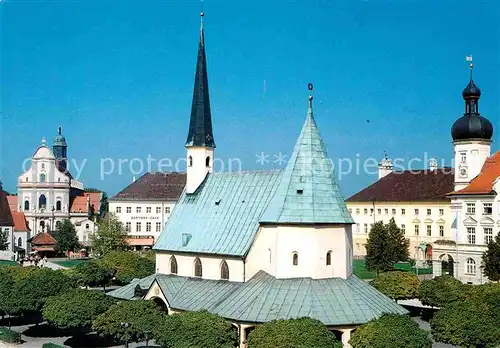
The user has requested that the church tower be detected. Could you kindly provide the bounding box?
[53,126,68,172]
[185,12,215,194]
[451,62,493,191]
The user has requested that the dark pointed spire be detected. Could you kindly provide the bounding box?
[185,10,215,148]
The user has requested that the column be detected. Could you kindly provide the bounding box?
[239,325,250,348]
[341,329,352,348]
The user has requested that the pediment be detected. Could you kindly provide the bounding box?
[463,216,477,226]
[412,218,421,224]
[436,218,446,225]
[480,216,495,225]
[424,218,433,224]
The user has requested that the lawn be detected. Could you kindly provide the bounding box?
[353,259,432,279]
[51,259,89,268]
[0,260,19,267]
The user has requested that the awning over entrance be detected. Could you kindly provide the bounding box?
[126,237,155,246]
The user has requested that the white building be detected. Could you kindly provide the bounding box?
[13,128,102,247]
[108,172,186,250]
[0,185,30,260]
[346,156,454,260]
[433,64,497,284]
[108,13,406,348]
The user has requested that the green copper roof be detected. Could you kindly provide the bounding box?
[110,271,407,326]
[106,274,156,300]
[154,170,282,256]
[260,97,353,224]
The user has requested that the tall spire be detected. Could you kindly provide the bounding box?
[185,10,215,148]
[260,84,353,224]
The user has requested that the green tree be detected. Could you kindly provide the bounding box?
[74,260,112,290]
[0,229,9,251]
[430,287,500,347]
[43,289,115,329]
[350,314,432,348]
[482,234,500,282]
[365,219,410,276]
[0,269,15,316]
[386,218,410,263]
[370,271,420,300]
[418,275,466,308]
[55,219,80,255]
[153,310,238,348]
[246,317,342,348]
[90,214,128,257]
[365,221,392,274]
[5,268,75,316]
[100,251,155,284]
[93,300,166,344]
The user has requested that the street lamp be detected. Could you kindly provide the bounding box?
[144,330,151,347]
[120,322,130,348]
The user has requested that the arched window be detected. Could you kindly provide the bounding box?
[466,258,476,275]
[24,200,30,211]
[326,251,332,266]
[25,177,28,182]
[40,174,46,183]
[85,224,90,229]
[188,156,193,167]
[170,256,178,274]
[268,248,272,263]
[41,163,45,169]
[205,156,210,167]
[220,259,229,280]
[292,252,298,266]
[194,257,202,277]
[38,194,47,209]
[56,200,62,211]
[17,237,22,247]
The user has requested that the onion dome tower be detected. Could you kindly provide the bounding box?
[452,60,493,191]
[53,126,68,172]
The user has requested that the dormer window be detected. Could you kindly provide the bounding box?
[296,189,303,195]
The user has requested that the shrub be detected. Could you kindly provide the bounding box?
[246,317,342,348]
[153,310,238,348]
[350,314,432,348]
[0,327,22,343]
[370,271,419,300]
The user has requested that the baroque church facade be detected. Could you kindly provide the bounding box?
[12,128,102,246]
[109,13,406,348]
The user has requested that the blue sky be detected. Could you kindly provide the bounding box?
[1,0,499,197]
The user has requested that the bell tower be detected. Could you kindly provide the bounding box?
[185,12,215,194]
[53,126,68,172]
[451,59,493,191]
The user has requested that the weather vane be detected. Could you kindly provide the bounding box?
[308,83,314,101]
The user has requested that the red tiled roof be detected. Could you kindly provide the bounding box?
[112,172,186,201]
[70,192,102,214]
[0,190,14,227]
[346,169,455,202]
[11,212,30,232]
[7,196,17,212]
[29,232,56,246]
[449,151,500,195]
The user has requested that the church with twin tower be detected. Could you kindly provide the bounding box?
[109,12,406,347]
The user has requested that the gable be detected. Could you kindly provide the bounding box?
[480,216,495,225]
[154,170,282,257]
[463,216,477,226]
